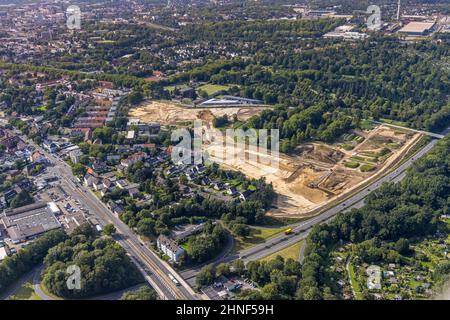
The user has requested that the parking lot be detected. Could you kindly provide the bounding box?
[201,275,257,300]
[40,185,91,233]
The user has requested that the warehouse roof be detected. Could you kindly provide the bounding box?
[2,202,60,242]
[398,22,435,34]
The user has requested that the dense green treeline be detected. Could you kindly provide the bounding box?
[0,230,68,295]
[225,136,449,300]
[42,224,143,299]
[208,37,450,134]
[297,136,450,299]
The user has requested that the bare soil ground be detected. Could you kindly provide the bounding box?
[131,102,421,217]
[129,100,268,125]
[204,125,421,217]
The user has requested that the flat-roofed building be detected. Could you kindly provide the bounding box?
[157,234,185,263]
[398,22,436,36]
[1,202,61,243]
[0,247,8,261]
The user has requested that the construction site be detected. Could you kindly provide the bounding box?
[128,100,269,125]
[203,124,422,217]
[130,100,422,218]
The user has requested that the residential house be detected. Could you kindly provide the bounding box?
[29,150,47,164]
[107,200,125,216]
[84,173,99,187]
[201,176,211,186]
[185,172,195,181]
[92,181,105,191]
[91,161,108,173]
[212,182,224,191]
[120,151,146,168]
[115,179,128,189]
[106,155,121,163]
[227,186,238,196]
[42,140,58,153]
[128,187,140,198]
[69,149,83,164]
[2,189,17,205]
[102,177,116,190]
[239,190,253,201]
[157,234,185,263]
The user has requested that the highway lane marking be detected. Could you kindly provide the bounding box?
[240,140,439,260]
[71,187,185,299]
[57,171,188,300]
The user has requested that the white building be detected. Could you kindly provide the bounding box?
[0,247,8,261]
[47,202,61,215]
[69,149,83,164]
[157,234,185,263]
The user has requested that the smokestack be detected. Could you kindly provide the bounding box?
[397,0,401,21]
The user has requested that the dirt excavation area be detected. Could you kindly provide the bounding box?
[131,101,422,217]
[129,100,268,125]
[204,125,422,217]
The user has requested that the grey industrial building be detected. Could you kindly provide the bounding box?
[1,202,61,243]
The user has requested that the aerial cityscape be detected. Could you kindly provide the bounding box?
[0,0,449,306]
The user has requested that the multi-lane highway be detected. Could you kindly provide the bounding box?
[16,122,448,298]
[19,134,198,300]
[178,128,446,284]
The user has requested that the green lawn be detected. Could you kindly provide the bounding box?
[341,144,354,151]
[344,161,360,169]
[360,120,375,130]
[96,40,116,44]
[260,240,304,262]
[181,242,190,252]
[348,262,364,300]
[360,164,377,172]
[35,105,47,111]
[163,84,189,93]
[379,118,409,128]
[232,226,286,252]
[197,84,232,96]
[8,282,42,300]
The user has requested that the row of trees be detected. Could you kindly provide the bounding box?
[184,222,228,265]
[195,136,449,300]
[42,224,143,299]
[297,136,450,299]
[0,230,68,295]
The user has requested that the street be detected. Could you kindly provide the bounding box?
[234,137,439,263]
[22,135,198,300]
[18,124,447,298]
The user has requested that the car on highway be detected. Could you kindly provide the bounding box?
[168,273,180,286]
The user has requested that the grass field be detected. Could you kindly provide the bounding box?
[8,282,42,300]
[360,164,377,172]
[197,84,232,96]
[232,226,286,252]
[260,240,304,262]
[344,161,360,169]
[379,118,409,128]
[96,40,116,44]
[360,119,375,130]
[348,262,363,300]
